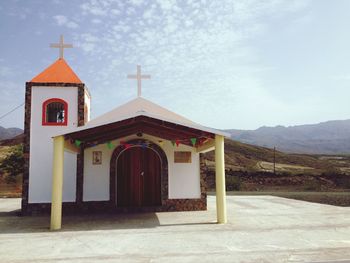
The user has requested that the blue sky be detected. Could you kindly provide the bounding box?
[0,0,349,130]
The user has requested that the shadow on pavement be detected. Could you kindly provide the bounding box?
[0,209,162,234]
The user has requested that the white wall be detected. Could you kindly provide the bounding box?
[29,86,78,203]
[164,143,201,199]
[63,151,77,202]
[82,134,201,202]
[83,144,113,201]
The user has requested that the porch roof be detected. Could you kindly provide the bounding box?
[54,97,229,146]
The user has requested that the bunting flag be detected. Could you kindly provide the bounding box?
[106,141,114,149]
[190,138,197,146]
[116,137,209,149]
[125,143,132,149]
[119,140,151,149]
[75,140,82,147]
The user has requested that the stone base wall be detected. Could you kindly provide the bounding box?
[22,198,206,216]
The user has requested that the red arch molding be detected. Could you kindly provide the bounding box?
[42,98,68,126]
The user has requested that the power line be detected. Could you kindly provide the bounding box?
[0,102,25,121]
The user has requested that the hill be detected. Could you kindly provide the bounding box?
[203,138,350,192]
[226,119,350,154]
[203,139,349,174]
[0,126,23,141]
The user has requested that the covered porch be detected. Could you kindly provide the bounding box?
[50,114,227,230]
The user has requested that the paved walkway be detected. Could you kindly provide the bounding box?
[1,196,350,262]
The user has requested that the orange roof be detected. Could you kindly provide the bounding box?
[30,58,82,83]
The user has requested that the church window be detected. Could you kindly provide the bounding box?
[42,98,68,126]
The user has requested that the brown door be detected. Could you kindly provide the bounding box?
[117,147,161,207]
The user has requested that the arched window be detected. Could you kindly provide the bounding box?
[42,98,68,126]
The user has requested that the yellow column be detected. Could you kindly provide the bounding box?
[215,134,227,224]
[50,136,65,230]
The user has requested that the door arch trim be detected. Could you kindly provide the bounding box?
[110,139,168,206]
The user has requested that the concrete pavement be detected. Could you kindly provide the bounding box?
[0,196,350,262]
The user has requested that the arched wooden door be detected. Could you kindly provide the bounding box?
[116,146,161,207]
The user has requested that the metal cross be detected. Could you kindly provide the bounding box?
[127,65,151,97]
[50,35,73,59]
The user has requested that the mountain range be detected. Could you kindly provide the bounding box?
[226,119,350,155]
[0,126,23,141]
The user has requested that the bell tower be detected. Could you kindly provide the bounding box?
[22,36,91,214]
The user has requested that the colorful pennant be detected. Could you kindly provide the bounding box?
[105,137,210,150]
[190,138,197,146]
[106,141,114,149]
[125,143,132,149]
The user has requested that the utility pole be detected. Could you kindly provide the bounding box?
[273,147,276,175]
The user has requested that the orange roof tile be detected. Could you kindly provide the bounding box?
[30,58,82,83]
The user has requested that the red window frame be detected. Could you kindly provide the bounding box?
[42,98,68,126]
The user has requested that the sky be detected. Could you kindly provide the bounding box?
[0,0,349,130]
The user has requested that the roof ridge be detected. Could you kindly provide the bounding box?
[87,97,196,127]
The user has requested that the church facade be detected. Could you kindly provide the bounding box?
[22,37,228,230]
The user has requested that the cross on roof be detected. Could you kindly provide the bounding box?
[50,35,73,59]
[127,65,151,97]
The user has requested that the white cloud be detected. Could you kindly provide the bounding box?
[53,15,67,25]
[92,18,102,24]
[129,0,144,7]
[110,9,121,16]
[80,2,108,16]
[143,9,153,19]
[53,15,79,29]
[81,33,99,43]
[70,0,314,128]
[157,0,177,11]
[113,23,131,33]
[80,43,95,53]
[126,7,136,15]
[184,20,193,27]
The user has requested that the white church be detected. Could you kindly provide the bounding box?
[22,36,228,230]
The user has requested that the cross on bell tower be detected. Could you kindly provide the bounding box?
[127,65,151,97]
[50,35,73,59]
